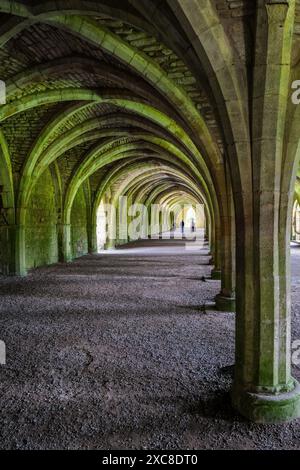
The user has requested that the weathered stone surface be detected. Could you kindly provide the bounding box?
[0,0,300,428]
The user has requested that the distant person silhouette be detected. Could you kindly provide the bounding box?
[180,220,185,234]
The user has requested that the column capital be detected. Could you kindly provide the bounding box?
[265,1,290,24]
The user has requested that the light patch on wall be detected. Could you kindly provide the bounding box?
[0,340,6,365]
[0,80,6,104]
[292,80,300,105]
[292,340,300,366]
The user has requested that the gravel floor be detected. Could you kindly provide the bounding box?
[0,238,300,450]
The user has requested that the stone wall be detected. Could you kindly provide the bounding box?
[25,169,58,271]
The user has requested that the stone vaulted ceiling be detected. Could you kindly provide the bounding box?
[0,0,224,211]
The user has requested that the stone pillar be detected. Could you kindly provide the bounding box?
[204,205,209,242]
[211,221,222,279]
[170,210,175,239]
[87,214,94,254]
[61,223,73,262]
[57,222,64,262]
[0,201,18,274]
[216,164,236,311]
[90,222,98,253]
[158,210,163,239]
[232,0,300,422]
[105,197,116,249]
[1,223,19,276]
[116,198,128,246]
[15,223,27,276]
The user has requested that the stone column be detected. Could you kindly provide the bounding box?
[61,223,73,262]
[232,0,300,422]
[204,205,209,242]
[15,222,26,276]
[216,163,236,311]
[116,197,128,246]
[211,221,222,279]
[90,222,98,253]
[87,212,94,254]
[0,202,18,275]
[1,223,18,275]
[57,222,64,262]
[104,196,116,250]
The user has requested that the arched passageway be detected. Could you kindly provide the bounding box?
[0,0,300,448]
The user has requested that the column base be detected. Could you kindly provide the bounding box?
[64,254,74,263]
[17,268,28,277]
[215,294,235,312]
[232,379,300,423]
[105,245,116,250]
[116,239,128,246]
[211,269,221,280]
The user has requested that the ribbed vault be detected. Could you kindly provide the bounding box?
[0,0,227,279]
[1,0,300,425]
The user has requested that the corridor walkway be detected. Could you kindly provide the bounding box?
[0,238,299,449]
